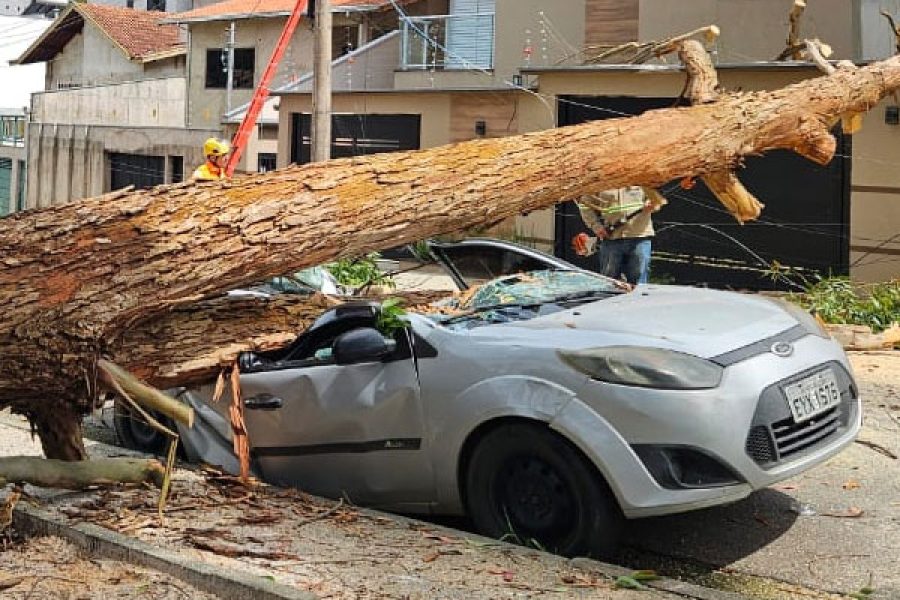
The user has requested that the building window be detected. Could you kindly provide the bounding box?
[16,160,25,212]
[258,153,277,173]
[0,158,11,216]
[147,0,165,10]
[168,156,184,183]
[258,123,278,140]
[205,48,255,89]
[291,114,421,165]
[109,153,165,191]
[126,0,134,7]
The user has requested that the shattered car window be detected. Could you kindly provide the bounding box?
[462,270,621,309]
[431,270,626,330]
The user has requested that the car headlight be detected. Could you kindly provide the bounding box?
[770,298,829,338]
[558,346,723,390]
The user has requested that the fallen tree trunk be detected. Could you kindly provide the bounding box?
[4,49,900,459]
[0,457,165,489]
[112,291,444,388]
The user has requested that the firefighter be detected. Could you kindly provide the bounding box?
[192,138,231,181]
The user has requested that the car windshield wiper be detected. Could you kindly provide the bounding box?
[441,302,543,324]
[551,289,624,303]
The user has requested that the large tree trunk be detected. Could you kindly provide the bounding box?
[3,52,900,458]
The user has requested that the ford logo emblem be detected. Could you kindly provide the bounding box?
[771,342,794,357]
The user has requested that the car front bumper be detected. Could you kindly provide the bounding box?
[550,334,861,519]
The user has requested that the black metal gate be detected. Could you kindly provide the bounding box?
[109,153,165,191]
[291,113,421,164]
[555,96,852,290]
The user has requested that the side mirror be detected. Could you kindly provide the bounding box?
[333,328,397,365]
[238,351,261,372]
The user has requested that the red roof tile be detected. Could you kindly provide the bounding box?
[170,0,413,23]
[78,3,184,60]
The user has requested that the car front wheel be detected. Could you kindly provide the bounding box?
[113,398,172,455]
[464,422,623,558]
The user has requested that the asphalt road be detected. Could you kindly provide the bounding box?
[619,352,900,599]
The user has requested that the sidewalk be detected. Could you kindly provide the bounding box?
[0,411,735,600]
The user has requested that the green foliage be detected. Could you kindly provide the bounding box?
[376,298,408,336]
[407,240,436,264]
[787,277,900,333]
[327,253,395,291]
[613,571,660,591]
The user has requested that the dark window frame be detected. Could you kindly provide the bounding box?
[258,153,277,173]
[290,113,421,165]
[205,48,255,89]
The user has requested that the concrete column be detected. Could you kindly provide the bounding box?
[88,139,104,197]
[37,126,58,208]
[53,126,73,205]
[25,124,42,209]
[69,126,88,201]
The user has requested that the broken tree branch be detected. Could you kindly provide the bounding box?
[882,10,900,54]
[0,457,166,489]
[804,38,835,74]
[777,0,807,60]
[678,39,720,104]
[97,360,193,427]
[579,25,719,65]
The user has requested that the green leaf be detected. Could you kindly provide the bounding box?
[614,576,645,590]
[631,570,660,581]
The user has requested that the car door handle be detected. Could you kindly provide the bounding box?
[244,394,283,410]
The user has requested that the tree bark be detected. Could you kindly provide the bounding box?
[4,51,900,457]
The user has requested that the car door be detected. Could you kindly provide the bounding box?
[427,238,579,290]
[238,321,433,508]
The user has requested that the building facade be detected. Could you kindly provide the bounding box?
[272,0,900,283]
[14,3,213,208]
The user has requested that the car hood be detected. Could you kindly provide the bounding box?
[504,285,799,359]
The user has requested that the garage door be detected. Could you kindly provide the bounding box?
[0,158,11,216]
[109,153,165,191]
[554,95,852,290]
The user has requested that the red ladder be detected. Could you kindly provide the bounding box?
[225,0,309,176]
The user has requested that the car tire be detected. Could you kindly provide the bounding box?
[464,422,623,558]
[113,398,172,455]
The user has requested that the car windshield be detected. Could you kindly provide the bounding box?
[432,269,626,330]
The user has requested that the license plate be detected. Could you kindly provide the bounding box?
[783,369,841,423]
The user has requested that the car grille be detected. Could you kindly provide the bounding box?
[745,361,857,468]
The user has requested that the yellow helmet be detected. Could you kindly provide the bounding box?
[203,137,231,157]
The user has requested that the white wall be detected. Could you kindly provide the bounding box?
[32,77,187,127]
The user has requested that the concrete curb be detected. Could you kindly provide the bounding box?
[13,490,747,600]
[13,502,316,600]
[352,505,751,600]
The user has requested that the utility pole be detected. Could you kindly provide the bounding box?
[225,22,236,113]
[311,0,332,162]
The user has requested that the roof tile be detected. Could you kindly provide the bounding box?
[79,4,183,60]
[171,0,408,22]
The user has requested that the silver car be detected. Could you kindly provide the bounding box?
[121,239,861,558]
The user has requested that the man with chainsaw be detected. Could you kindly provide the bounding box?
[572,186,667,285]
[192,138,231,181]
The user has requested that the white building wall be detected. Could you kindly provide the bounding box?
[32,77,187,127]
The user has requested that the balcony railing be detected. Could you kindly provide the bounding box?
[0,115,25,147]
[400,13,495,70]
